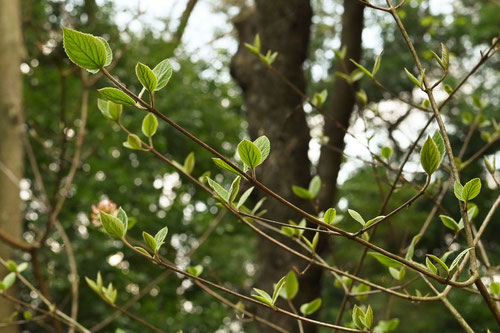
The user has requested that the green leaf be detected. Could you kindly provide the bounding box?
[389,267,406,281]
[300,298,322,316]
[405,234,422,261]
[454,181,464,201]
[253,136,270,163]
[2,272,16,290]
[420,136,440,175]
[404,68,422,88]
[284,271,298,300]
[441,43,449,69]
[372,51,383,76]
[484,156,495,174]
[350,69,365,82]
[136,62,157,92]
[97,99,122,121]
[123,134,142,150]
[432,130,446,164]
[461,178,481,201]
[308,175,322,198]
[381,146,393,159]
[62,27,107,72]
[154,227,168,252]
[96,36,112,67]
[152,59,173,91]
[23,311,32,320]
[374,319,399,333]
[134,246,152,257]
[99,211,126,239]
[323,208,336,224]
[348,209,365,226]
[237,140,262,169]
[17,262,28,273]
[490,282,500,295]
[312,89,328,107]
[368,252,403,268]
[142,232,157,252]
[292,186,313,200]
[116,207,128,232]
[237,187,254,209]
[272,276,287,304]
[449,248,472,272]
[183,152,195,175]
[362,305,373,329]
[426,254,449,275]
[366,215,385,227]
[352,305,364,329]
[353,283,371,301]
[85,276,100,294]
[207,178,229,203]
[212,158,242,176]
[252,288,273,306]
[228,176,241,204]
[187,265,203,277]
[350,59,373,78]
[98,88,136,106]
[425,257,437,274]
[142,113,158,138]
[439,215,461,231]
[6,260,17,272]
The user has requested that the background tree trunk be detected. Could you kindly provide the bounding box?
[0,0,25,331]
[231,1,317,331]
[232,1,364,331]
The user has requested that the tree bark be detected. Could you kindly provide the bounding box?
[0,0,25,331]
[231,1,317,331]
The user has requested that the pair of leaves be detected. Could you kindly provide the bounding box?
[63,27,111,73]
[237,136,270,170]
[244,35,278,66]
[252,276,286,308]
[425,248,473,277]
[6,260,28,274]
[187,265,203,277]
[374,319,399,333]
[454,178,481,202]
[136,59,173,93]
[431,43,449,70]
[85,272,117,305]
[99,208,128,239]
[281,219,306,238]
[352,304,373,330]
[207,176,243,206]
[312,89,328,107]
[348,209,385,228]
[350,51,382,79]
[292,175,322,201]
[123,134,142,150]
[405,67,425,89]
[439,204,477,232]
[420,131,445,175]
[142,226,169,254]
[97,99,123,121]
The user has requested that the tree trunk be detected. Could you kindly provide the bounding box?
[0,0,25,331]
[231,1,317,331]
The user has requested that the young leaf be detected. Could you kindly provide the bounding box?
[352,305,364,329]
[441,43,449,69]
[252,288,274,307]
[187,265,203,277]
[212,158,242,176]
[207,178,229,203]
[363,305,373,329]
[372,51,383,76]
[97,99,122,121]
[368,252,403,268]
[142,113,158,138]
[152,59,173,91]
[432,130,446,164]
[490,282,500,295]
[405,234,422,261]
[6,260,17,272]
[300,298,322,316]
[365,216,385,227]
[62,27,107,72]
[236,186,254,209]
[404,68,422,88]
[135,62,157,92]
[420,136,440,175]
[308,175,321,198]
[237,140,262,169]
[284,271,298,300]
[154,227,169,252]
[142,232,157,252]
[253,136,270,163]
[99,211,126,239]
[85,276,100,294]
[123,134,142,150]
[98,88,136,106]
[426,257,438,274]
[350,59,373,78]
[2,272,16,290]
[272,276,287,304]
[381,146,393,159]
[292,186,313,200]
[183,152,195,175]
[389,267,406,281]
[134,246,152,257]
[439,215,461,231]
[426,254,449,275]
[374,318,399,333]
[449,248,472,272]
[454,181,464,201]
[312,89,328,107]
[228,176,241,204]
[323,208,336,225]
[348,209,366,226]
[17,262,28,273]
[461,178,481,201]
[96,36,112,67]
[116,207,128,232]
